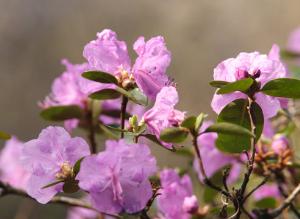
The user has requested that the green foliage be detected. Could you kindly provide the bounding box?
[204,122,255,137]
[89,89,121,100]
[116,87,148,106]
[217,78,254,94]
[216,99,263,153]
[209,80,229,88]
[82,71,118,85]
[255,197,277,209]
[261,78,300,98]
[40,105,83,121]
[160,127,189,143]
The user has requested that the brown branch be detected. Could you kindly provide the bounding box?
[192,135,231,198]
[243,175,270,203]
[0,182,120,218]
[268,183,300,218]
[120,95,128,138]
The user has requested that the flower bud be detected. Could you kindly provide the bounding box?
[182,195,199,214]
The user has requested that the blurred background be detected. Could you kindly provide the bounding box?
[1,0,300,218]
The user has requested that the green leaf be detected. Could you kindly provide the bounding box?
[40,105,83,121]
[141,134,176,152]
[0,131,11,140]
[63,180,80,193]
[204,122,255,138]
[216,99,263,153]
[261,78,300,98]
[82,71,118,85]
[115,87,148,106]
[73,157,84,175]
[42,179,64,189]
[160,127,189,143]
[217,78,254,94]
[181,116,196,130]
[255,197,277,209]
[209,80,229,88]
[174,147,194,158]
[89,89,121,100]
[101,109,131,119]
[280,50,300,59]
[195,113,207,133]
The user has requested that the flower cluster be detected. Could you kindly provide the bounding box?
[1,27,300,219]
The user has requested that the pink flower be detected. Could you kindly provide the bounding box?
[0,137,29,190]
[83,29,172,101]
[22,126,90,204]
[157,169,198,219]
[77,140,157,214]
[41,59,105,109]
[287,27,300,54]
[143,86,185,148]
[253,184,280,201]
[193,121,241,184]
[271,135,289,154]
[211,45,288,119]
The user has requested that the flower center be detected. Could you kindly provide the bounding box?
[235,69,261,80]
[55,162,74,180]
[115,67,136,90]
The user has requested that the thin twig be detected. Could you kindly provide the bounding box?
[0,182,120,218]
[192,135,231,197]
[269,183,300,218]
[87,102,97,153]
[243,175,270,203]
[120,95,128,138]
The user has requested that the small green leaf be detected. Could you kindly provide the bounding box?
[204,122,255,138]
[0,131,11,140]
[255,197,277,209]
[280,50,300,59]
[195,113,207,133]
[63,180,80,193]
[73,157,84,175]
[181,116,196,130]
[141,134,176,152]
[115,87,148,106]
[89,89,121,100]
[40,105,83,121]
[217,78,254,94]
[174,147,194,158]
[42,179,64,189]
[82,71,118,85]
[209,80,229,88]
[216,99,264,153]
[160,127,189,143]
[261,78,300,98]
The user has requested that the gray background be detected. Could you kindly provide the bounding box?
[1,0,300,218]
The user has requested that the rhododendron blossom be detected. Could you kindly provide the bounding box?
[143,86,185,148]
[193,121,241,184]
[211,44,288,119]
[83,29,172,100]
[253,184,281,201]
[22,126,90,204]
[156,169,199,219]
[0,137,29,190]
[77,139,157,214]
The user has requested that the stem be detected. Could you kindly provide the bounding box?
[235,98,257,219]
[87,102,97,153]
[269,183,300,218]
[120,95,128,138]
[0,182,120,218]
[243,175,270,203]
[192,135,231,197]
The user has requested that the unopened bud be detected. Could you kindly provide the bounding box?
[183,195,199,214]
